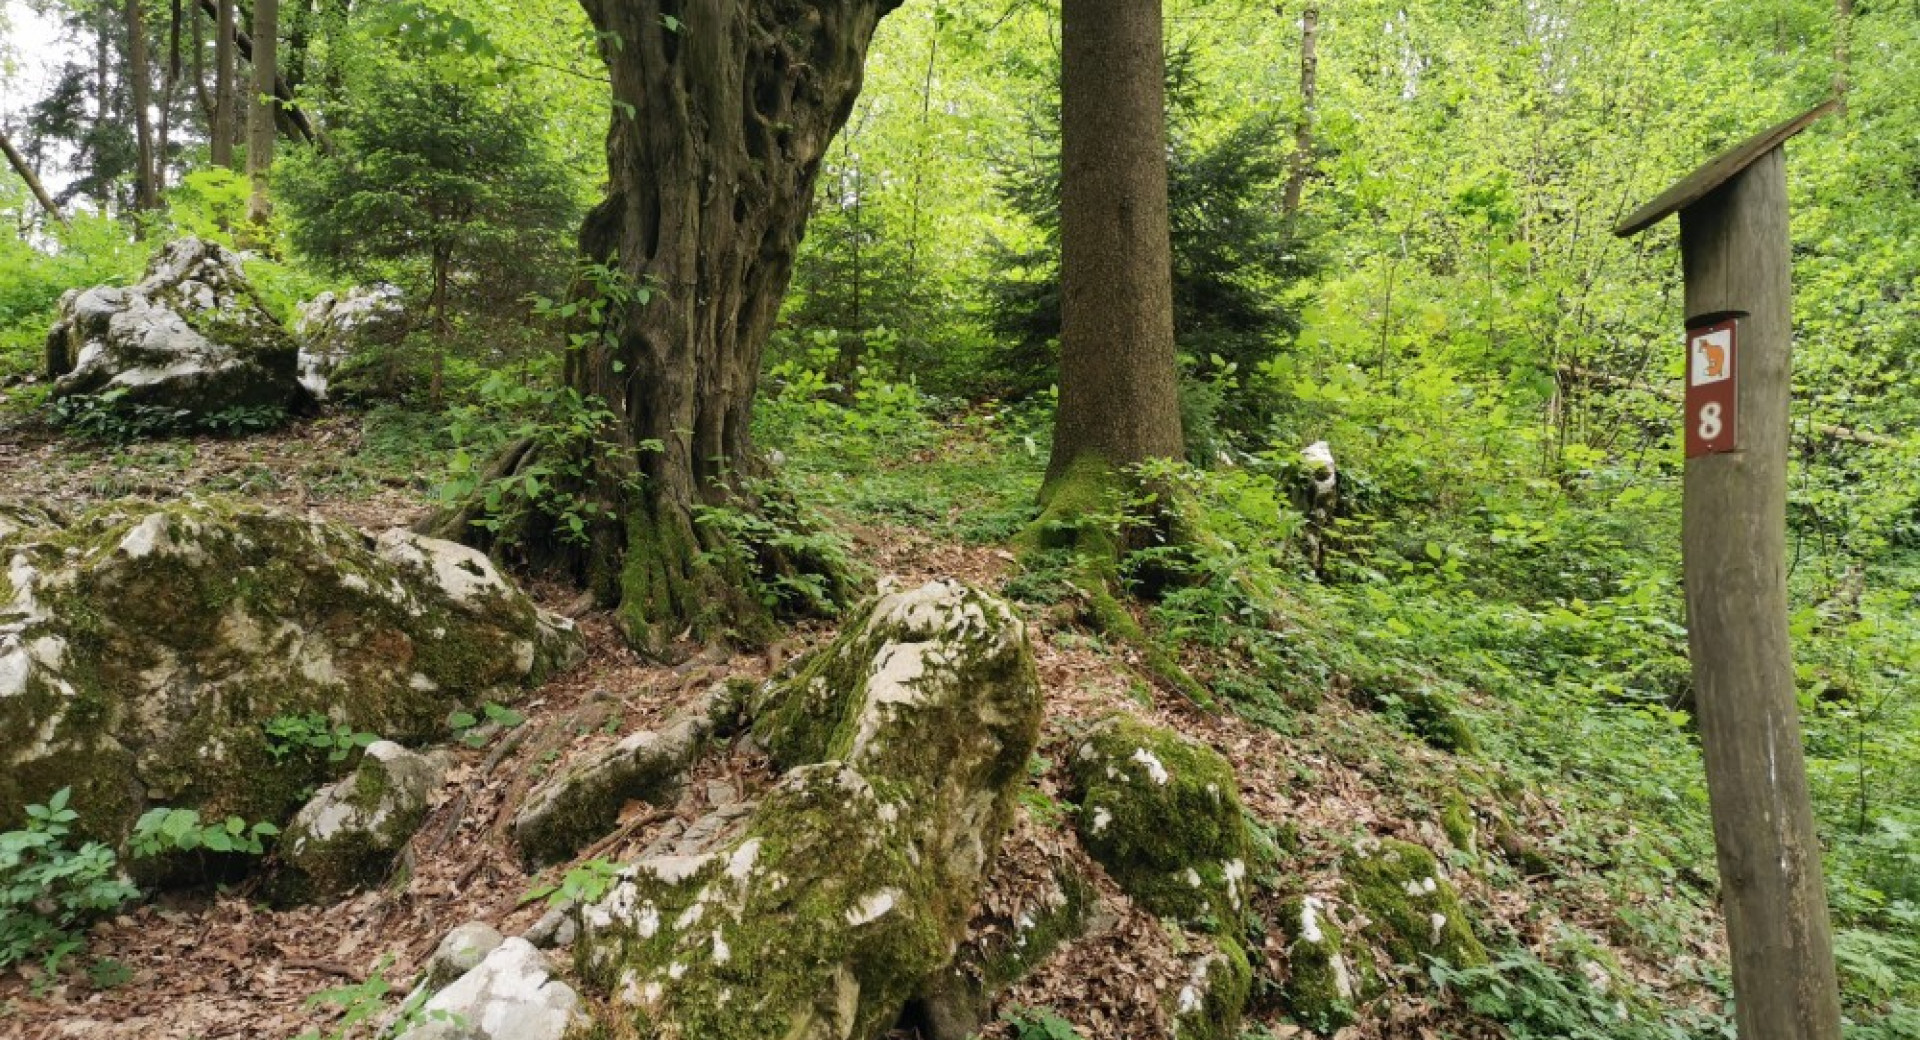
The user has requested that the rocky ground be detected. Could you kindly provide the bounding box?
[0,413,1727,1040]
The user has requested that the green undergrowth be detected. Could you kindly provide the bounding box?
[759,375,1919,1035]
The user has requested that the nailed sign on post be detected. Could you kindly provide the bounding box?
[1686,317,1738,458]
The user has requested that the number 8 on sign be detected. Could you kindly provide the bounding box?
[1685,318,1738,459]
[1698,402,1723,440]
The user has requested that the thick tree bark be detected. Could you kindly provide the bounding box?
[1,129,66,225]
[213,0,237,167]
[1045,0,1185,493]
[441,0,898,653]
[128,0,160,210]
[246,0,277,225]
[1282,3,1318,217]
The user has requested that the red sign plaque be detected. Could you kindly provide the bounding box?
[1685,318,1738,458]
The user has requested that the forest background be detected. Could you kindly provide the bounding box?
[1,0,1917,1034]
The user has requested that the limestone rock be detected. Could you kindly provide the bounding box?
[573,578,1043,1040]
[512,686,725,868]
[293,283,407,401]
[0,497,583,851]
[44,237,307,423]
[399,938,586,1040]
[1343,838,1486,970]
[1168,939,1252,1040]
[424,923,506,991]
[280,741,445,898]
[1070,713,1250,928]
[1278,895,1363,1033]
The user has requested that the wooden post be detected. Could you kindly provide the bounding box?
[1616,104,1842,1040]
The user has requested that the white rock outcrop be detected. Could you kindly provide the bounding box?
[45,237,308,421]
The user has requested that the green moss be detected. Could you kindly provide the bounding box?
[976,864,1096,991]
[1350,669,1476,754]
[576,580,1041,1040]
[1439,792,1477,855]
[1016,455,1213,707]
[1343,839,1486,970]
[0,498,577,858]
[1170,937,1252,1040]
[274,744,439,901]
[576,766,953,1040]
[1277,896,1363,1032]
[1071,714,1249,928]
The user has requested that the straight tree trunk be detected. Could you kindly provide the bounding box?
[213,0,237,167]
[1044,0,1185,496]
[246,0,277,225]
[128,0,160,210]
[1282,3,1319,217]
[438,0,898,653]
[1,129,66,225]
[197,0,319,148]
[93,13,113,212]
[1833,0,1853,115]
[158,0,182,196]
[191,0,213,124]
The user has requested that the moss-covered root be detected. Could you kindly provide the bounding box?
[1343,838,1486,972]
[1278,895,1363,1033]
[512,686,727,868]
[1168,937,1252,1040]
[1014,454,1213,708]
[1069,714,1250,929]
[576,580,1044,1040]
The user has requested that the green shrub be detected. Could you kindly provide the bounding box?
[0,788,140,974]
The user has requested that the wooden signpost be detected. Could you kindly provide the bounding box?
[1615,102,1843,1040]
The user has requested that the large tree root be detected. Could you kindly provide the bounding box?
[424,442,855,659]
[1014,454,1215,708]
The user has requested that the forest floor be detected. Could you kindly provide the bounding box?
[0,411,1728,1040]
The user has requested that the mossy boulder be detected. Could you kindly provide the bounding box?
[45,237,310,423]
[0,498,582,850]
[1278,895,1364,1033]
[575,578,1043,1040]
[278,741,446,899]
[1439,791,1477,856]
[1069,714,1250,928]
[401,937,587,1040]
[1169,938,1253,1040]
[293,283,407,402]
[1343,839,1486,971]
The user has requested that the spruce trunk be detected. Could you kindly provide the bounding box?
[1042,0,1184,516]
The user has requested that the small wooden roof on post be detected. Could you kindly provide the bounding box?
[1613,98,1847,1040]
[1613,100,1837,238]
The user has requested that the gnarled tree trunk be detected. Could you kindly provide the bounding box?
[440,0,897,654]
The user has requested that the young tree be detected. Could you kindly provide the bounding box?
[438,0,900,653]
[1038,0,1183,524]
[277,64,577,334]
[245,0,277,224]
